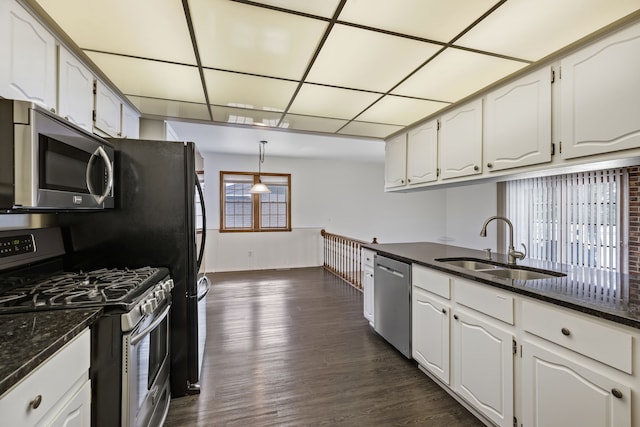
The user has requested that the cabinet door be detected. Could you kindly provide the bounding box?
[94,80,122,137]
[522,341,631,427]
[0,0,56,109]
[452,310,513,427]
[485,67,552,171]
[384,134,407,189]
[121,104,140,139]
[439,99,483,180]
[49,380,91,427]
[407,121,438,185]
[412,287,450,384]
[58,47,94,131]
[559,22,640,159]
[363,266,374,326]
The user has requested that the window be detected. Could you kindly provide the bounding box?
[504,168,627,272]
[220,171,291,232]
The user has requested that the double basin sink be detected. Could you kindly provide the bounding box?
[435,258,566,281]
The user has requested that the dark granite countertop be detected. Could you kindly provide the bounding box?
[0,308,102,396]
[363,242,640,329]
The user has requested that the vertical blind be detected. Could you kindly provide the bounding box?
[506,169,625,272]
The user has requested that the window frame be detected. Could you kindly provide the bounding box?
[219,171,292,233]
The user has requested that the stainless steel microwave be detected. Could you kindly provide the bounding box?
[0,99,114,210]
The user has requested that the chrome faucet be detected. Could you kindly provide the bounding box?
[479,215,527,265]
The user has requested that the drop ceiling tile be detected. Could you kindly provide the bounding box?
[34,0,196,64]
[189,0,327,79]
[338,121,404,139]
[456,0,640,61]
[247,0,342,18]
[307,24,442,92]
[288,84,381,120]
[86,52,205,103]
[338,0,497,42]
[128,96,211,121]
[210,105,284,128]
[204,70,297,112]
[392,48,527,102]
[358,95,450,126]
[280,114,348,133]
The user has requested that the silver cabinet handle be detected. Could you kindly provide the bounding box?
[612,388,623,399]
[86,146,113,204]
[29,394,42,409]
[561,327,571,336]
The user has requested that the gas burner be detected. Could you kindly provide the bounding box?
[0,266,162,310]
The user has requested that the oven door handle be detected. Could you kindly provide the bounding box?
[130,303,171,346]
[86,145,114,205]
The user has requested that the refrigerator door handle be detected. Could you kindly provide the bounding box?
[195,175,206,273]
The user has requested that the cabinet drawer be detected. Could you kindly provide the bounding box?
[455,279,513,324]
[522,301,632,374]
[412,264,451,299]
[0,329,90,426]
[362,249,376,269]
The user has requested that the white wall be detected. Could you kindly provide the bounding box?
[202,152,453,272]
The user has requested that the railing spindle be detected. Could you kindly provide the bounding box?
[320,229,376,292]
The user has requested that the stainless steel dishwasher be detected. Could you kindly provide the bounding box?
[374,254,411,358]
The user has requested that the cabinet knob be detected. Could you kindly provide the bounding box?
[442,308,446,314]
[453,314,459,320]
[473,165,479,172]
[487,163,493,168]
[612,388,623,399]
[29,395,42,410]
[561,327,571,336]
[401,179,405,184]
[407,179,411,183]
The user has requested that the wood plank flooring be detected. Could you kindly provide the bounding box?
[164,267,484,427]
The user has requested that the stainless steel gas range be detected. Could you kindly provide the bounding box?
[0,227,173,427]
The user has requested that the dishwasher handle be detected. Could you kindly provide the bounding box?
[377,264,405,278]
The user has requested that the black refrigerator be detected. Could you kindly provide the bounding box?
[63,138,207,397]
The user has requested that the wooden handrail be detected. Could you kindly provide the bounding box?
[320,229,378,291]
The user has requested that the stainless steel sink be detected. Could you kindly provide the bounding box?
[438,259,499,270]
[436,257,565,281]
[485,268,562,281]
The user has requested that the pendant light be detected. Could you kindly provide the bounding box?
[249,140,271,194]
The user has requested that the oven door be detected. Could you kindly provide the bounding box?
[122,301,171,427]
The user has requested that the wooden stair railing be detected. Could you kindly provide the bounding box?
[321,229,378,291]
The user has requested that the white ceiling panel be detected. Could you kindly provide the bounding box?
[281,114,349,134]
[210,105,284,128]
[392,48,527,102]
[339,0,497,42]
[34,0,196,64]
[358,95,450,126]
[204,70,297,112]
[128,96,211,121]
[189,0,327,79]
[86,52,205,103]
[457,0,640,61]
[289,84,381,120]
[338,121,404,139]
[248,0,342,18]
[307,24,442,92]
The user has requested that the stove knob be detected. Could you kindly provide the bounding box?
[140,301,154,316]
[155,289,166,301]
[148,297,158,311]
[163,279,174,292]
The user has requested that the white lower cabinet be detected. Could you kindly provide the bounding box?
[0,329,91,427]
[412,287,450,385]
[521,341,630,427]
[452,309,514,427]
[362,249,375,326]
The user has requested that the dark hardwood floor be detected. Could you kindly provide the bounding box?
[164,267,483,427]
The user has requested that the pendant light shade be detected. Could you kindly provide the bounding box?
[249,140,271,194]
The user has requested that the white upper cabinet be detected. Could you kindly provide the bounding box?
[94,80,121,137]
[407,120,438,185]
[58,47,94,131]
[485,66,552,171]
[559,22,640,159]
[121,104,140,139]
[384,133,407,189]
[439,99,483,180]
[0,0,56,110]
